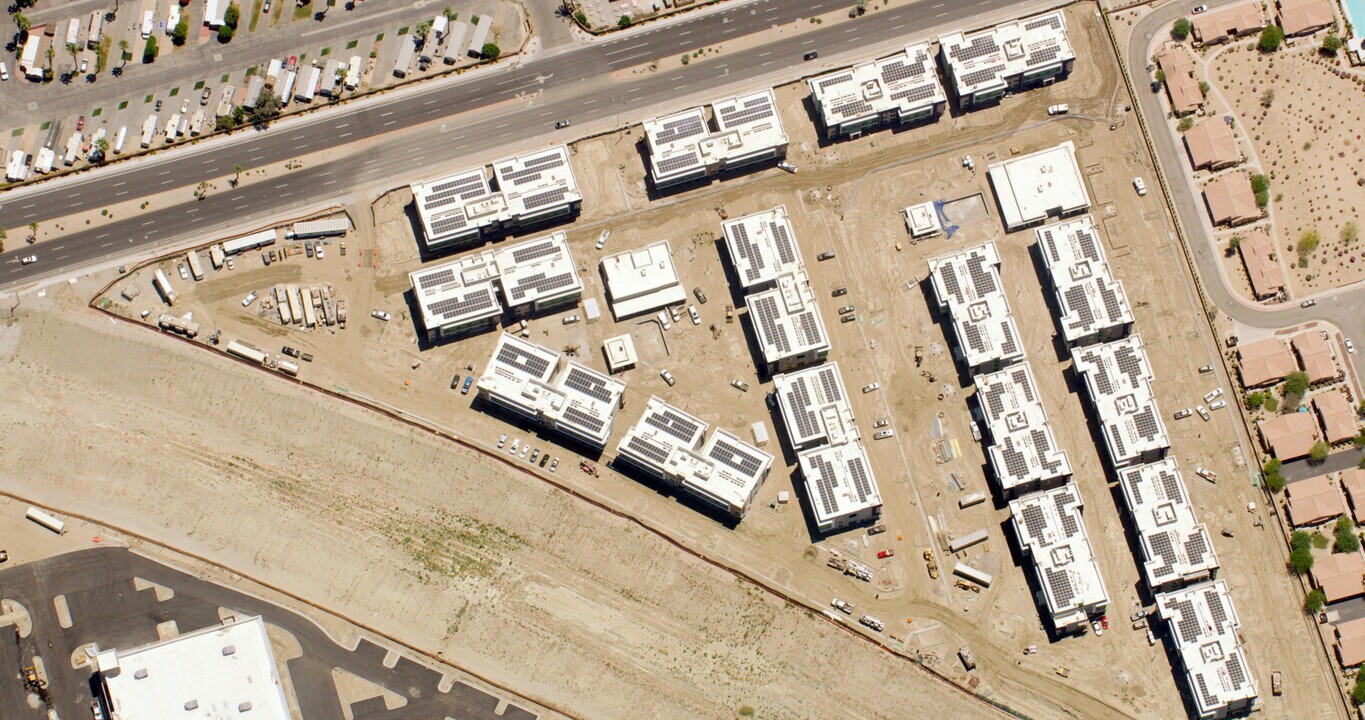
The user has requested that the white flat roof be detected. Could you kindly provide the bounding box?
[1156,580,1258,718]
[476,334,625,447]
[928,241,1025,372]
[1072,336,1170,468]
[411,145,580,248]
[807,42,945,132]
[603,334,638,372]
[1118,459,1220,591]
[1008,484,1108,631]
[975,363,1072,494]
[904,202,943,237]
[408,232,582,332]
[642,89,787,185]
[772,362,857,450]
[616,397,773,517]
[987,141,1089,230]
[940,10,1075,100]
[798,441,882,531]
[721,205,804,290]
[1036,216,1134,344]
[100,616,289,720]
[601,240,688,318]
[746,270,830,369]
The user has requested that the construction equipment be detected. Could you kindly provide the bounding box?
[955,579,981,593]
[22,665,46,690]
[914,346,924,367]
[923,549,939,579]
[1055,666,1071,678]
[958,645,976,671]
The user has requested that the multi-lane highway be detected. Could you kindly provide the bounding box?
[0,0,1046,286]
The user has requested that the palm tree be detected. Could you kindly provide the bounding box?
[232,164,243,186]
[93,136,110,161]
[28,221,38,243]
[119,39,129,69]
[0,226,8,253]
[44,45,54,74]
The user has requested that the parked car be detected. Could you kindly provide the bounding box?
[178,264,189,280]
[596,230,609,250]
[868,524,887,535]
[832,287,848,297]
[549,457,559,472]
[520,445,530,459]
[202,87,213,105]
[281,346,300,358]
[79,57,88,73]
[241,291,259,307]
[540,453,550,467]
[803,50,819,61]
[498,434,508,449]
[1209,399,1226,410]
[660,369,676,386]
[180,98,190,114]
[1196,405,1210,421]
[287,55,298,71]
[688,305,701,325]
[21,254,37,265]
[731,379,749,392]
[693,286,707,304]
[1133,177,1147,196]
[877,549,894,559]
[562,315,580,325]
[862,382,880,393]
[529,449,540,463]
[77,115,86,131]
[461,376,474,394]
[831,598,853,613]
[1347,338,1357,354]
[777,161,798,173]
[817,250,836,261]
[838,305,855,315]
[371,309,391,321]
[1047,104,1069,115]
[874,429,895,440]
[1195,467,1219,482]
[1301,298,1317,308]
[0,62,9,81]
[450,373,462,389]
[1192,4,1208,13]
[657,311,671,331]
[1203,387,1223,403]
[508,439,520,455]
[1198,364,1214,373]
[873,418,889,428]
[1173,408,1192,419]
[841,315,857,323]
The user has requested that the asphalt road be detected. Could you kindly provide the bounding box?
[1126,0,1365,469]
[0,0,1041,286]
[0,547,538,720]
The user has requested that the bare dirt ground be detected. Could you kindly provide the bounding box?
[3,4,1342,719]
[1207,44,1365,297]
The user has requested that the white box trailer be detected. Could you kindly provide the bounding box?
[166,4,180,34]
[467,15,491,57]
[393,36,417,77]
[26,507,66,534]
[344,55,361,89]
[88,127,106,160]
[153,268,176,305]
[280,70,297,106]
[189,108,205,135]
[296,66,319,102]
[209,244,225,269]
[33,147,55,173]
[953,563,993,588]
[185,250,204,280]
[276,358,300,377]
[6,150,30,181]
[63,131,83,165]
[948,528,989,553]
[301,290,318,327]
[165,113,180,142]
[288,218,349,239]
[65,18,80,48]
[432,14,448,39]
[205,0,227,27]
[141,11,154,38]
[225,340,267,365]
[87,12,102,48]
[222,229,276,254]
[20,34,43,79]
[285,284,303,324]
[140,114,158,147]
[112,125,127,154]
[443,21,468,63]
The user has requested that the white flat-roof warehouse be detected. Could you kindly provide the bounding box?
[409,232,583,341]
[97,616,290,720]
[642,89,788,188]
[772,362,858,451]
[721,205,805,292]
[746,271,830,373]
[1036,215,1134,347]
[616,396,774,518]
[988,141,1090,231]
[806,42,946,139]
[975,363,1072,496]
[798,440,882,532]
[601,240,688,319]
[1118,460,1219,593]
[1155,580,1258,719]
[1008,484,1108,634]
[1072,336,1170,469]
[928,241,1025,375]
[411,145,582,251]
[939,10,1075,109]
[475,333,626,448]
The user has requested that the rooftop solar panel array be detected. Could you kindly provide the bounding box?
[751,294,791,354]
[625,435,670,466]
[846,456,874,502]
[498,150,566,188]
[430,212,472,238]
[495,341,552,379]
[421,173,490,211]
[709,438,765,479]
[644,406,703,442]
[716,94,776,128]
[507,272,577,302]
[784,378,820,441]
[522,187,570,212]
[770,222,798,266]
[816,366,843,403]
[561,405,605,434]
[796,311,825,348]
[657,152,702,175]
[1045,567,1076,610]
[726,222,764,283]
[427,290,498,322]
[415,267,457,289]
[807,454,840,516]
[563,366,615,404]
[653,114,707,145]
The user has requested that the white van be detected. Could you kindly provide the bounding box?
[0,62,9,81]
[141,11,154,38]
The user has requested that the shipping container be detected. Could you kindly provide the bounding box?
[185,250,204,280]
[140,114,158,148]
[26,507,66,534]
[112,125,127,154]
[948,528,989,553]
[285,284,303,324]
[276,359,300,377]
[274,285,293,324]
[225,340,268,365]
[288,218,349,239]
[393,36,417,77]
[301,290,318,327]
[153,268,176,305]
[221,229,276,254]
[209,244,225,269]
[953,563,994,588]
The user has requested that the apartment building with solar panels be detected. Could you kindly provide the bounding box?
[938,10,1075,109]
[601,240,689,319]
[1007,484,1108,635]
[475,334,626,448]
[772,363,857,451]
[720,206,805,293]
[987,141,1090,232]
[410,145,582,251]
[746,272,830,373]
[409,232,583,341]
[1035,215,1134,348]
[1154,580,1258,719]
[1116,460,1219,593]
[615,397,774,518]
[974,363,1073,497]
[641,89,788,188]
[1072,336,1170,469]
[798,441,882,532]
[806,42,946,140]
[928,241,1025,376]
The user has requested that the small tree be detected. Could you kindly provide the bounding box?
[224,2,240,28]
[1259,25,1285,52]
[0,226,7,253]
[1244,390,1263,409]
[1197,80,1210,97]
[1354,430,1365,448]
[414,20,432,42]
[1305,588,1327,614]
[1283,371,1311,398]
[1290,545,1315,574]
[218,24,235,42]
[1171,17,1192,40]
[1261,87,1276,108]
[1353,675,1365,706]
[1343,221,1360,246]
[12,13,31,33]
[1177,116,1194,132]
[573,10,588,27]
[143,35,159,63]
[66,42,80,71]
[1250,173,1270,207]
[480,43,500,61]
[119,39,130,67]
[1154,68,1166,84]
[1338,515,1362,553]
[442,6,456,20]
[1299,229,1321,262]
[1265,458,1286,492]
[618,14,631,28]
[172,16,189,45]
[1323,34,1343,55]
[1311,441,1330,463]
[1292,529,1313,552]
[92,136,110,161]
[232,164,243,186]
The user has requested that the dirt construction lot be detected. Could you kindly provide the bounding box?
[7,4,1342,719]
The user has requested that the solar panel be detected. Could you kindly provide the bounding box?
[1204,588,1229,632]
[1001,442,1030,483]
[709,439,764,478]
[1174,599,1201,643]
[510,240,560,264]
[496,342,551,378]
[1025,13,1063,31]
[657,151,701,175]
[1225,654,1248,689]
[522,187,570,211]
[563,366,614,404]
[1134,407,1162,442]
[417,268,457,289]
[999,322,1021,358]
[880,60,915,85]
[961,68,1002,88]
[807,455,840,515]
[938,263,963,303]
[818,367,843,403]
[1185,531,1210,566]
[963,323,987,353]
[1160,469,1185,503]
[644,407,702,442]
[797,311,825,348]
[830,99,874,120]
[653,114,707,145]
[716,95,775,127]
[816,73,853,91]
[427,291,498,321]
[430,212,473,237]
[726,222,765,282]
[785,382,821,441]
[1028,46,1062,66]
[499,152,566,187]
[1115,344,1144,385]
[561,405,605,434]
[1110,424,1127,460]
[1194,675,1219,710]
[751,295,791,355]
[966,255,997,296]
[982,384,1006,419]
[889,84,940,104]
[1044,567,1076,609]
[1124,471,1144,505]
[1018,504,1047,539]
[507,272,577,302]
[1101,283,1128,322]
[847,457,875,502]
[770,222,799,266]
[1064,285,1095,331]
[626,435,670,466]
[1015,368,1035,402]
[950,34,999,62]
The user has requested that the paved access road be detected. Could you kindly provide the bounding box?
[0,546,538,720]
[1126,0,1365,471]
[0,0,1038,286]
